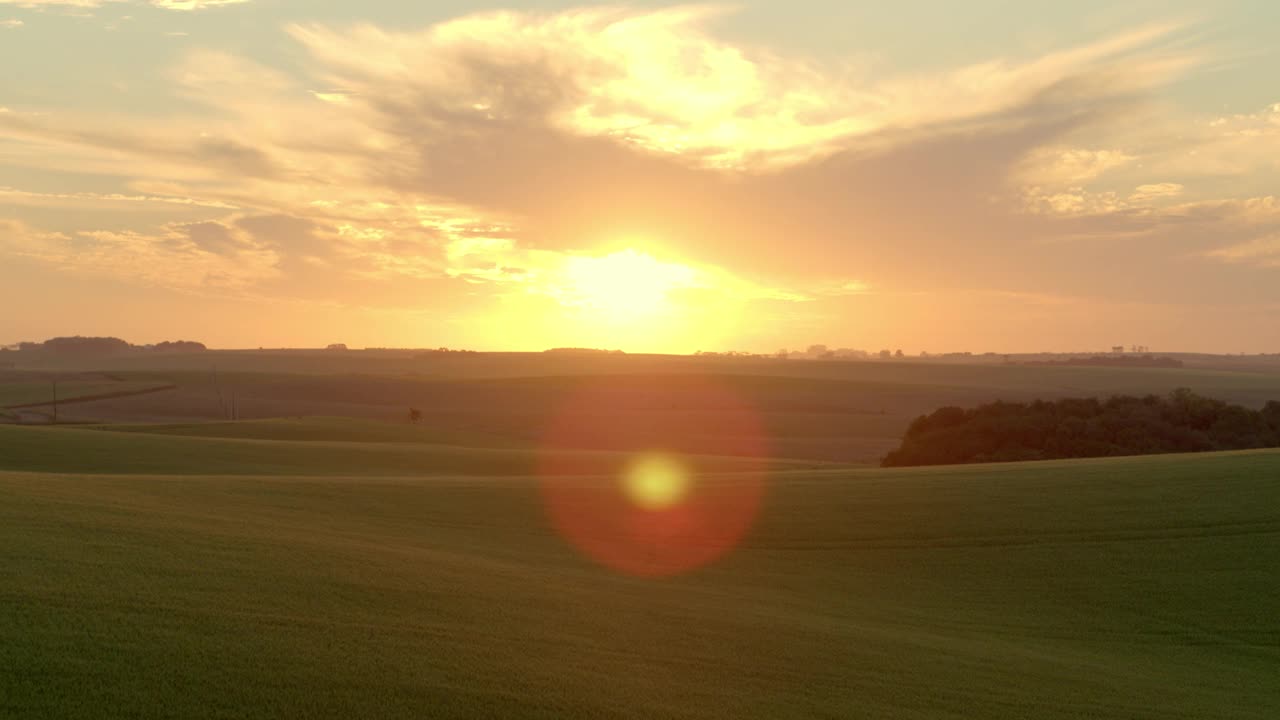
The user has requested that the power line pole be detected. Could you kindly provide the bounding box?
[212,365,226,419]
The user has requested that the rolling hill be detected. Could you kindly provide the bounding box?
[19,355,1280,464]
[1,447,1277,718]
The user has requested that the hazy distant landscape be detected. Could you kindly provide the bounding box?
[7,343,1280,463]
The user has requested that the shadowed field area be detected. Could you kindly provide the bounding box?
[0,371,173,411]
[15,352,1280,464]
[2,449,1278,719]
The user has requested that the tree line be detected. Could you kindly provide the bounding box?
[4,337,206,356]
[882,388,1280,467]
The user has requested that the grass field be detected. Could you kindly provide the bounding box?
[92,416,527,448]
[0,423,815,477]
[2,440,1278,718]
[2,356,1278,717]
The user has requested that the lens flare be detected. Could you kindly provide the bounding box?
[623,454,689,510]
[537,374,769,577]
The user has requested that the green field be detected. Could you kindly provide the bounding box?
[2,427,1278,718]
[0,378,171,409]
[0,422,812,477]
[3,356,1279,717]
[91,416,523,447]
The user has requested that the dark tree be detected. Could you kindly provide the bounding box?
[153,341,208,353]
[883,389,1280,467]
[1260,401,1280,432]
[41,336,130,356]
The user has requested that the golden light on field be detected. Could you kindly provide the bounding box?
[622,454,690,510]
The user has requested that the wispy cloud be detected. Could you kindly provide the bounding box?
[0,1,109,6]
[0,0,246,8]
[1128,183,1184,203]
[1205,234,1280,267]
[0,186,237,209]
[0,217,278,292]
[1016,148,1134,186]
[288,10,1195,171]
[149,0,247,10]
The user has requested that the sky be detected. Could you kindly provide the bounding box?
[1,1,1278,353]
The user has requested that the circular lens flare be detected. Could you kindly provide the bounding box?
[623,454,689,510]
[537,374,769,577]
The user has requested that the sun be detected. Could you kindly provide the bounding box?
[560,249,698,320]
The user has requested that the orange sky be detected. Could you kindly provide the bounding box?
[2,3,1279,353]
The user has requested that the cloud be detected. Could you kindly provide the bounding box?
[1023,181,1187,216]
[1016,147,1134,185]
[0,9,1200,218]
[1,18,22,27]
[0,0,245,8]
[287,11,1194,172]
[0,216,278,291]
[0,186,236,209]
[0,1,107,6]
[1205,234,1280,267]
[1105,101,1280,185]
[1128,182,1184,203]
[149,0,248,10]
[5,7,1278,351]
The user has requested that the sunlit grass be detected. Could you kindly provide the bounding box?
[2,449,1278,718]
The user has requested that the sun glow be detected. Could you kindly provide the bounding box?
[559,249,698,319]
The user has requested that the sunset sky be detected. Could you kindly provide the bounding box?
[2,1,1278,353]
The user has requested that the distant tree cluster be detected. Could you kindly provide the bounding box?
[775,346,874,360]
[752,347,1011,361]
[693,350,774,358]
[1016,354,1182,368]
[38,336,132,355]
[544,348,625,355]
[416,347,478,356]
[151,340,207,353]
[8,337,206,356]
[882,389,1280,467]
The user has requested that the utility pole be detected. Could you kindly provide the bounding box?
[212,365,226,419]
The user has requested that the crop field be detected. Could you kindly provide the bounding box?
[2,355,1279,718]
[0,423,813,477]
[1,419,1278,718]
[9,352,1280,464]
[0,371,172,410]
